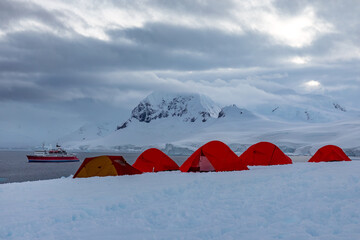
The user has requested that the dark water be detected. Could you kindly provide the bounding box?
[0,151,188,184]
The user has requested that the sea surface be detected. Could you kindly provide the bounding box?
[0,151,188,184]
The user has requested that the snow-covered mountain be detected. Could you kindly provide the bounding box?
[61,92,258,150]
[117,92,222,130]
[60,91,360,156]
[57,122,116,144]
[254,92,353,122]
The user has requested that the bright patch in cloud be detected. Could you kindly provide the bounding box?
[232,4,333,48]
[291,56,311,64]
[261,7,332,48]
[302,80,323,93]
[306,80,321,87]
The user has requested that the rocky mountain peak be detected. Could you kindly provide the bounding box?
[117,92,222,129]
[333,103,346,112]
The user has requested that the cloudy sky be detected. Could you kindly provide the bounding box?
[0,0,359,141]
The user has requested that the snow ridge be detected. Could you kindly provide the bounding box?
[218,104,258,119]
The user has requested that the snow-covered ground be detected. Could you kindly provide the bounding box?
[1,161,360,240]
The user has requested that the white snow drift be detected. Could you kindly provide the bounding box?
[1,161,360,240]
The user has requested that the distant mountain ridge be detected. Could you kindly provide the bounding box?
[64,91,354,142]
[58,91,360,156]
[116,91,350,131]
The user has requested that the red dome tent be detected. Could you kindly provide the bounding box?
[239,142,292,166]
[133,148,179,172]
[180,140,249,172]
[308,145,351,162]
[74,155,142,178]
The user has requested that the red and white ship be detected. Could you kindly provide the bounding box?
[27,145,79,163]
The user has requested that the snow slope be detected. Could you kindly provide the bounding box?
[1,161,360,240]
[65,117,360,156]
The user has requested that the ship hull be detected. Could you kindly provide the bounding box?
[27,155,79,162]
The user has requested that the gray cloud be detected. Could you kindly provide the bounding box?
[1,22,298,77]
[0,0,67,32]
[0,0,359,141]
